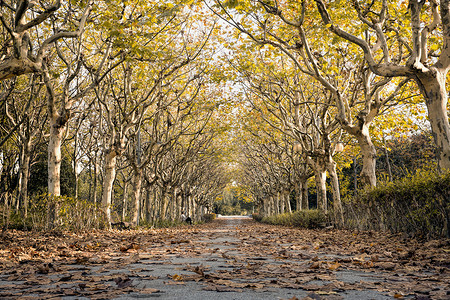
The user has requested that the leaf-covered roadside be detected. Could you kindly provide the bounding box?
[0,218,448,299]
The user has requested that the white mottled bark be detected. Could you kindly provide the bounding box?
[284,192,292,213]
[102,151,117,225]
[314,166,327,212]
[18,139,31,217]
[416,70,450,171]
[131,168,143,226]
[48,120,64,196]
[122,180,129,221]
[355,127,377,187]
[278,191,284,214]
[327,160,344,227]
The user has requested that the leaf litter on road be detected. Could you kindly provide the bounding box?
[0,218,448,299]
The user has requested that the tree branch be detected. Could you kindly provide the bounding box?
[315,0,410,77]
[17,0,61,32]
[420,0,440,64]
[14,0,28,29]
[438,0,450,69]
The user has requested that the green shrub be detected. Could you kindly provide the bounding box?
[291,210,327,228]
[344,169,450,239]
[258,210,326,229]
[4,194,107,231]
[202,213,216,222]
[252,213,263,222]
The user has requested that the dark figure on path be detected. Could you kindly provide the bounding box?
[181,212,192,225]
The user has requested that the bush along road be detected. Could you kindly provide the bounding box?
[0,216,448,299]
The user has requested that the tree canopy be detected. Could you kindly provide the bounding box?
[0,0,448,230]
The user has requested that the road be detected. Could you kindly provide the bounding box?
[0,216,448,299]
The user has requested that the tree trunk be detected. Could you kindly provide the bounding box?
[285,192,292,213]
[196,199,202,221]
[416,71,450,171]
[175,188,182,221]
[121,180,129,221]
[191,196,197,221]
[267,196,272,216]
[341,118,377,187]
[262,198,268,216]
[93,151,98,204]
[315,167,327,212]
[2,190,11,231]
[73,133,79,200]
[18,141,31,217]
[353,157,358,195]
[131,168,143,226]
[294,183,301,211]
[151,188,159,224]
[296,176,309,210]
[355,127,377,187]
[300,176,309,210]
[160,189,168,221]
[48,122,64,197]
[187,192,192,218]
[74,165,78,199]
[102,150,117,225]
[327,159,344,227]
[145,187,154,223]
[278,191,284,214]
[275,193,280,215]
[170,187,176,221]
[140,188,146,223]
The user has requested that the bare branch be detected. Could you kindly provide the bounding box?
[438,0,450,69]
[420,0,440,64]
[315,0,410,77]
[17,0,61,32]
[14,0,28,29]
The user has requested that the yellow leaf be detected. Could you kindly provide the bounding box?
[317,291,338,295]
[328,262,341,271]
[172,274,183,281]
[325,23,332,28]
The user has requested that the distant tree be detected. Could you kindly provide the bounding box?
[377,131,437,180]
[28,148,75,197]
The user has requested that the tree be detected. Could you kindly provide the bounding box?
[0,1,92,80]
[229,46,344,224]
[210,0,418,187]
[3,74,46,216]
[315,0,450,171]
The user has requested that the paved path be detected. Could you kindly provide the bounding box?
[116,216,395,300]
[0,216,448,299]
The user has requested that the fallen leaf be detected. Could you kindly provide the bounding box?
[140,288,160,294]
[172,274,183,281]
[327,262,341,271]
[114,276,133,288]
[316,291,338,295]
[375,262,396,270]
[59,274,72,281]
[310,261,322,269]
